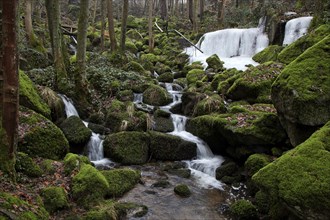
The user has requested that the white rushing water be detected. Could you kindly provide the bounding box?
[185,17,269,70]
[59,94,112,166]
[282,16,313,45]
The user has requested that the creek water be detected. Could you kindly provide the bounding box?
[282,16,313,45]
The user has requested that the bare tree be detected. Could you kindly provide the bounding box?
[120,0,129,52]
[100,0,106,51]
[148,0,154,51]
[107,0,117,51]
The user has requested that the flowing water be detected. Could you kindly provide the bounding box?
[282,16,313,45]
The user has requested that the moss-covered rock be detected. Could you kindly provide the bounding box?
[84,200,117,220]
[186,69,205,85]
[244,154,272,177]
[253,121,330,219]
[140,53,159,64]
[230,199,258,220]
[206,54,224,72]
[124,61,145,75]
[72,164,109,208]
[278,24,330,64]
[59,116,92,151]
[181,92,207,116]
[125,41,138,54]
[142,84,172,106]
[115,202,148,219]
[174,184,191,197]
[101,168,141,197]
[252,45,284,63]
[40,159,56,174]
[153,116,174,132]
[154,62,171,75]
[15,152,42,177]
[41,187,69,213]
[215,161,238,180]
[39,87,66,122]
[149,131,197,161]
[158,72,174,83]
[63,153,91,175]
[19,48,51,71]
[226,62,284,104]
[193,94,227,116]
[19,71,51,119]
[18,108,69,160]
[103,131,149,165]
[272,35,330,146]
[210,68,241,91]
[0,192,49,219]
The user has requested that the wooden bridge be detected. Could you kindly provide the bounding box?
[61,24,77,36]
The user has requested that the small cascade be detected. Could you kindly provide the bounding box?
[59,95,112,166]
[282,16,313,45]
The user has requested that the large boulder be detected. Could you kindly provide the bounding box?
[18,108,69,160]
[149,131,197,161]
[272,35,330,146]
[252,121,330,219]
[103,131,150,165]
[252,45,284,64]
[41,187,69,213]
[15,152,42,177]
[193,94,227,116]
[19,48,51,71]
[186,104,287,158]
[206,54,224,72]
[143,84,172,106]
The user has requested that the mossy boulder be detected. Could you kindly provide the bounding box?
[101,168,141,197]
[154,62,171,75]
[181,61,204,77]
[115,202,148,219]
[41,187,69,213]
[72,164,109,208]
[193,94,227,116]
[103,131,149,165]
[116,90,134,102]
[226,62,284,104]
[59,116,92,152]
[252,121,330,220]
[15,152,42,177]
[174,184,191,197]
[153,116,174,132]
[0,192,49,219]
[244,154,272,177]
[278,24,330,64]
[158,72,174,83]
[215,161,239,181]
[83,201,117,220]
[38,87,66,122]
[186,69,205,85]
[140,53,159,64]
[19,71,51,119]
[19,48,51,71]
[181,92,207,116]
[272,35,330,146]
[18,108,69,160]
[229,199,258,220]
[124,61,145,75]
[206,54,224,72]
[63,153,91,175]
[125,41,138,54]
[186,104,287,158]
[143,84,172,106]
[25,66,55,88]
[252,45,284,63]
[149,131,197,161]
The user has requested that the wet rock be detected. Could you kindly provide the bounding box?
[229,199,258,220]
[174,184,191,197]
[143,84,172,106]
[152,180,171,188]
[88,123,111,135]
[181,92,207,116]
[206,54,225,72]
[158,72,174,83]
[153,116,174,132]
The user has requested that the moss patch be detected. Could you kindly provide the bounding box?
[230,199,258,220]
[63,153,91,175]
[142,84,172,106]
[174,184,191,197]
[244,153,272,177]
[41,187,69,213]
[252,45,284,63]
[15,152,42,177]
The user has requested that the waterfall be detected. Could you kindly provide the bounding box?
[59,94,112,166]
[282,16,313,46]
[185,17,269,70]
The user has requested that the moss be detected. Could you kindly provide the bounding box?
[206,54,224,72]
[41,187,69,213]
[244,154,272,177]
[193,94,227,116]
[278,24,330,64]
[114,202,148,219]
[103,131,149,165]
[72,164,109,208]
[186,69,205,85]
[154,62,171,75]
[101,168,141,197]
[125,41,138,54]
[215,161,238,180]
[40,159,56,174]
[39,87,65,122]
[84,201,117,220]
[142,84,172,106]
[153,116,174,132]
[18,108,69,160]
[63,153,91,175]
[124,61,145,74]
[252,121,330,219]
[0,192,49,220]
[15,152,42,177]
[140,53,159,64]
[229,199,258,220]
[254,190,270,214]
[174,184,191,197]
[116,90,134,102]
[19,48,51,71]
[158,72,174,83]
[19,70,51,119]
[211,68,240,91]
[59,116,92,149]
[252,45,284,63]
[154,109,171,118]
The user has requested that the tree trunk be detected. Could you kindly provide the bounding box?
[160,0,167,20]
[148,0,154,51]
[75,0,90,101]
[0,0,19,180]
[192,0,198,32]
[45,0,68,91]
[24,0,34,45]
[107,0,117,51]
[199,0,204,22]
[188,0,193,24]
[120,0,128,52]
[91,0,98,30]
[218,0,225,28]
[100,0,106,51]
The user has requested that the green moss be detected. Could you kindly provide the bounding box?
[63,153,91,175]
[116,90,134,102]
[41,187,69,213]
[0,192,49,220]
[72,164,109,208]
[252,121,330,219]
[142,84,172,106]
[103,131,149,165]
[278,24,330,64]
[40,159,56,174]
[174,184,191,197]
[114,202,148,218]
[211,68,240,91]
[186,69,205,85]
[125,41,138,54]
[244,154,272,177]
[215,161,238,180]
[193,94,227,116]
[124,61,145,74]
[252,45,284,63]
[19,70,51,118]
[15,152,42,177]
[230,199,258,220]
[84,201,117,220]
[140,53,159,64]
[101,168,141,197]
[18,108,69,160]
[206,54,224,72]
[158,72,174,83]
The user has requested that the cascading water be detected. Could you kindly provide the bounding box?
[59,94,111,166]
[282,16,313,45]
[186,17,269,70]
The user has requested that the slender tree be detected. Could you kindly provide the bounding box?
[0,0,19,180]
[192,0,198,32]
[75,0,90,101]
[200,0,204,22]
[120,0,129,52]
[100,0,106,51]
[160,0,167,20]
[148,0,154,51]
[24,0,34,45]
[107,0,117,51]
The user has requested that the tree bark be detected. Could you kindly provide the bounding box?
[120,0,129,52]
[160,0,167,20]
[24,0,34,45]
[199,0,204,22]
[192,0,198,32]
[148,0,154,51]
[218,0,225,28]
[0,0,19,180]
[100,0,106,51]
[107,0,117,51]
[75,0,90,100]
